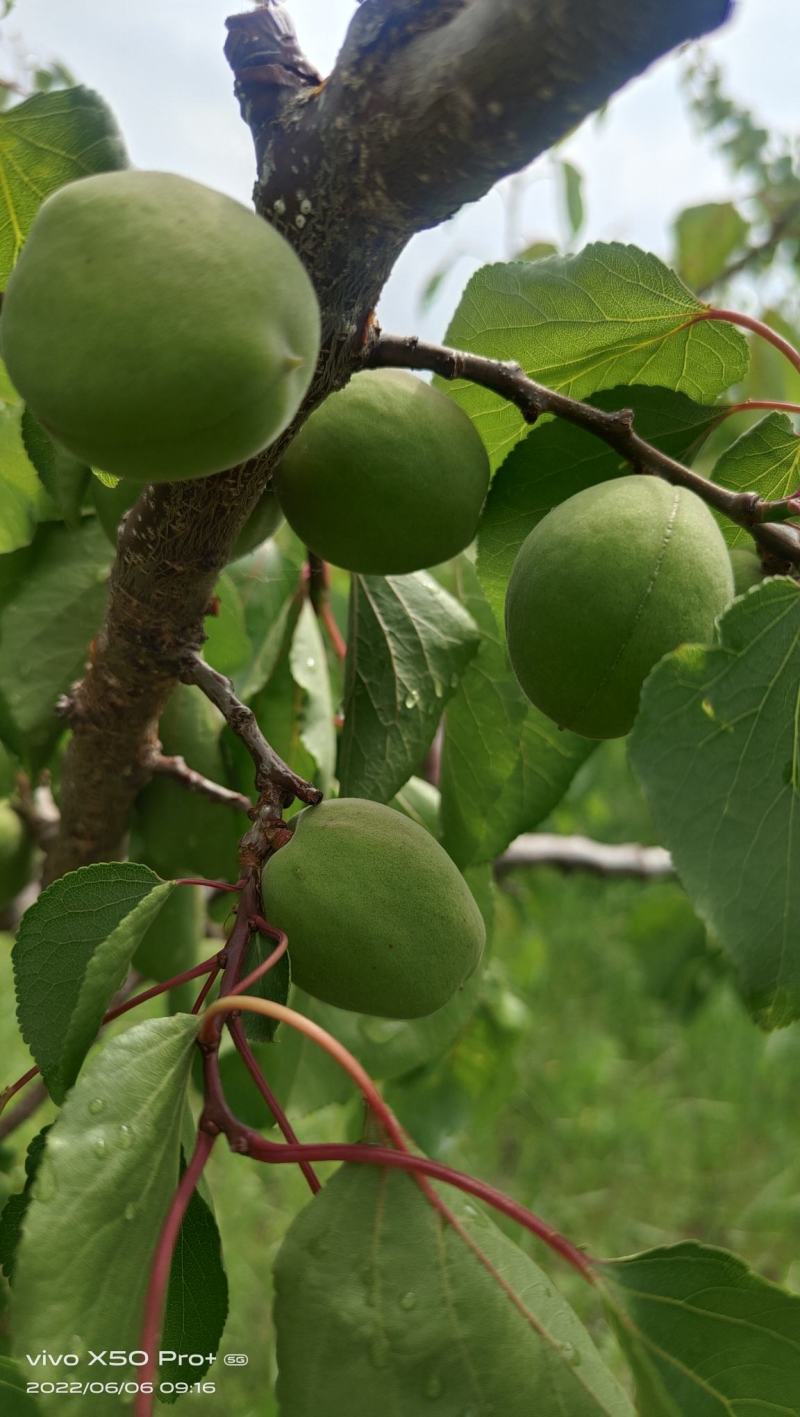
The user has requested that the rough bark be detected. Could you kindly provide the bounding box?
[45,0,733,880]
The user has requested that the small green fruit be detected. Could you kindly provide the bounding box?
[262,798,485,1018]
[0,170,320,481]
[275,370,490,573]
[505,475,735,739]
[135,685,242,882]
[0,802,33,909]
[91,476,283,558]
[729,545,764,596]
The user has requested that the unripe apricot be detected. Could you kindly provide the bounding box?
[262,798,485,1018]
[275,370,490,573]
[505,475,734,740]
[729,546,763,595]
[0,802,33,910]
[0,171,320,481]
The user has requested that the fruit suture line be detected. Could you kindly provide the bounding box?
[366,333,800,564]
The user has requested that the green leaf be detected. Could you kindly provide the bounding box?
[441,560,592,867]
[13,1016,198,1413]
[560,159,585,237]
[673,201,749,292]
[0,363,52,554]
[203,571,251,677]
[339,572,480,804]
[0,1126,50,1281]
[477,386,719,623]
[515,240,559,262]
[0,518,111,769]
[13,862,174,1101]
[274,1164,634,1416]
[228,539,304,701]
[629,579,800,1028]
[711,413,800,547]
[0,1357,39,1415]
[290,600,336,793]
[0,86,127,282]
[601,1240,800,1415]
[20,408,90,529]
[159,1150,228,1398]
[441,243,748,469]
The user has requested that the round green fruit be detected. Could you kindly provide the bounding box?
[262,798,485,1019]
[275,369,490,573]
[505,475,735,740]
[0,802,33,909]
[0,170,320,482]
[91,476,283,558]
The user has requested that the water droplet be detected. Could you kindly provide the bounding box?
[88,1098,105,1116]
[558,1342,578,1365]
[305,656,316,669]
[399,1291,417,1311]
[124,1202,136,1222]
[117,1124,133,1150]
[449,673,459,688]
[92,1137,108,1160]
[404,691,419,710]
[433,679,445,698]
[701,697,716,720]
[462,1204,479,1219]
[425,1375,444,1400]
[368,1334,390,1369]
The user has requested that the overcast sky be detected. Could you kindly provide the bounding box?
[3,0,795,338]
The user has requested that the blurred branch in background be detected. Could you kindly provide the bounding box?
[497,833,673,879]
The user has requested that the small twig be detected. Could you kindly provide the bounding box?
[496,833,674,878]
[696,200,800,296]
[148,752,253,812]
[180,653,322,809]
[229,1017,320,1194]
[366,334,800,565]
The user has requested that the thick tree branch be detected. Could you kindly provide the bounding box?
[367,333,800,565]
[46,0,734,879]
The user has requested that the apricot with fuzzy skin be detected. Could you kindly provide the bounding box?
[0,171,320,481]
[275,370,490,573]
[262,798,485,1019]
[505,475,734,740]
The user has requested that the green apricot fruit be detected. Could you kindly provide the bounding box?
[262,798,485,1018]
[275,369,490,573]
[135,685,242,882]
[1,170,320,482]
[91,476,283,558]
[0,802,33,909]
[505,475,735,740]
[729,546,764,595]
[132,883,205,983]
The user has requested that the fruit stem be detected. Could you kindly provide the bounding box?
[691,307,800,378]
[228,1016,320,1193]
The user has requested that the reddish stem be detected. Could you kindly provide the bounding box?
[0,1063,40,1113]
[102,955,220,1026]
[228,1016,320,1193]
[722,400,800,419]
[191,965,222,1015]
[691,308,800,377]
[321,601,347,664]
[231,925,288,996]
[174,877,244,892]
[245,1135,595,1282]
[135,1128,216,1417]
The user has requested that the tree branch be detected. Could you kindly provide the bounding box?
[180,653,322,809]
[46,0,734,880]
[367,333,800,564]
[496,832,674,879]
[148,752,253,813]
